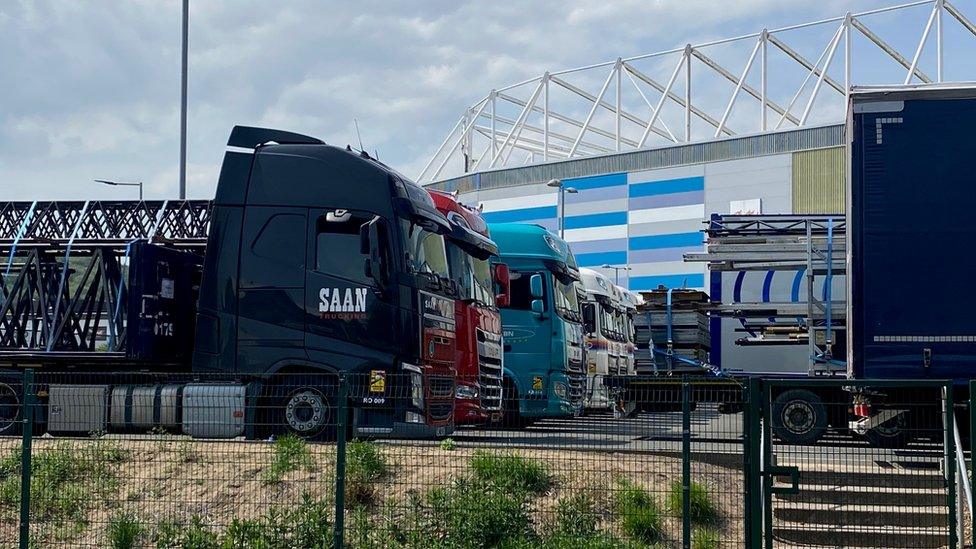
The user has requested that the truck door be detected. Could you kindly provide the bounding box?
[237,206,308,373]
[304,209,398,369]
[501,270,552,396]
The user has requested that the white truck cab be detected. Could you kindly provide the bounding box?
[617,286,642,376]
[580,268,629,409]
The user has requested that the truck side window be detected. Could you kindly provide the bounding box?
[505,270,545,311]
[315,212,373,286]
[241,211,306,288]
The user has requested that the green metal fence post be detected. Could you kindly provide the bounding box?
[945,383,958,549]
[681,376,691,549]
[334,374,348,549]
[743,377,763,549]
[19,368,34,549]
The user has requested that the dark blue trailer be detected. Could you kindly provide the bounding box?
[848,84,976,383]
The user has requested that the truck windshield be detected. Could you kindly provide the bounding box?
[400,219,451,287]
[445,241,495,308]
[600,305,621,341]
[553,278,581,323]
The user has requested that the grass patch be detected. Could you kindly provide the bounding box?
[470,451,551,494]
[107,511,143,549]
[615,479,664,545]
[0,441,124,523]
[345,440,387,507]
[439,437,456,451]
[262,434,314,484]
[153,515,218,548]
[693,528,722,549]
[427,476,532,547]
[666,480,719,526]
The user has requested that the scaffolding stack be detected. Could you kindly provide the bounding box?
[633,287,710,375]
[684,214,846,375]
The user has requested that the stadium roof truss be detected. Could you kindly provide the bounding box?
[418,0,976,183]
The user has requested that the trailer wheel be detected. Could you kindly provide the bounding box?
[0,383,19,436]
[864,413,910,448]
[772,389,827,445]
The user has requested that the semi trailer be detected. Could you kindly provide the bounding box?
[488,223,586,425]
[0,126,461,440]
[687,83,976,446]
[427,190,508,425]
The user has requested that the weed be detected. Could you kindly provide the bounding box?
[107,511,142,549]
[176,439,201,464]
[428,476,532,547]
[153,515,218,548]
[692,528,722,549]
[262,434,314,484]
[615,479,664,545]
[345,440,387,507]
[439,437,456,451]
[469,451,550,494]
[552,492,598,539]
[666,480,719,525]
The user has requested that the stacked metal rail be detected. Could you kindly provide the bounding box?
[0,200,212,354]
[633,288,710,375]
[684,214,845,374]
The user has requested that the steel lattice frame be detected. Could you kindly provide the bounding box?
[0,200,212,354]
[418,0,976,183]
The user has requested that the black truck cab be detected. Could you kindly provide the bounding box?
[192,126,458,438]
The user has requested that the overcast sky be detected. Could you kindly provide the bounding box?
[0,0,947,200]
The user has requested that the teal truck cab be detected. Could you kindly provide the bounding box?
[488,223,585,424]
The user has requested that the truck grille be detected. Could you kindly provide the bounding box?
[567,373,585,405]
[428,375,455,398]
[476,329,503,412]
[428,401,454,421]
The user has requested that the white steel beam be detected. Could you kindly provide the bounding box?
[904,1,939,84]
[715,38,762,137]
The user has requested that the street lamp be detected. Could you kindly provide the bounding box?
[601,263,633,285]
[95,179,143,200]
[547,179,578,239]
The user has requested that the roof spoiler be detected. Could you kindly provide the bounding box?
[227,126,324,149]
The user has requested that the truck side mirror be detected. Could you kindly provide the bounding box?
[493,263,511,308]
[531,299,544,314]
[361,217,390,292]
[582,304,596,334]
[529,273,544,299]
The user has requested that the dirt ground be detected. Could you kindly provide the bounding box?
[0,437,744,548]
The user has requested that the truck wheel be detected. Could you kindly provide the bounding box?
[864,413,911,448]
[771,390,827,445]
[268,377,337,441]
[0,383,20,436]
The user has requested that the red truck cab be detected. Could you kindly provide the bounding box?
[427,190,510,425]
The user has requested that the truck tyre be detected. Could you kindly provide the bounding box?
[864,412,911,448]
[771,389,827,445]
[268,376,337,441]
[0,382,20,436]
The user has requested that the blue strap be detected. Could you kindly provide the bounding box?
[47,201,90,351]
[5,201,37,277]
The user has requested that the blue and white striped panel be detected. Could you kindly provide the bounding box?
[561,173,628,269]
[627,168,706,291]
[478,183,558,232]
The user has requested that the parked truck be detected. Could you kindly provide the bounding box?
[488,223,585,425]
[0,126,460,440]
[618,286,641,376]
[579,268,629,410]
[427,190,508,425]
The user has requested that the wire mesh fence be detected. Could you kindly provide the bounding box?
[0,371,967,548]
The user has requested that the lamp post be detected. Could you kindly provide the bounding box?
[547,179,578,239]
[95,179,143,200]
[601,263,633,285]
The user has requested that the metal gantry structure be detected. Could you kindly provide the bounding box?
[685,215,846,375]
[418,0,976,183]
[0,200,211,354]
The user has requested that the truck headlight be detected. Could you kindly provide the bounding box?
[554,382,568,399]
[455,384,479,399]
[410,372,424,409]
[405,411,425,424]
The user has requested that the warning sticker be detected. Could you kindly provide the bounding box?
[369,370,386,393]
[531,376,544,391]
